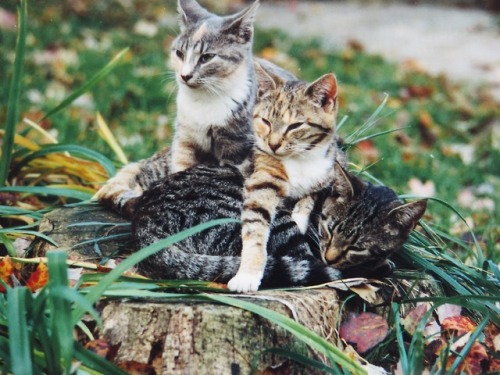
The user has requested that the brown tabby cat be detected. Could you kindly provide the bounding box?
[228,65,341,292]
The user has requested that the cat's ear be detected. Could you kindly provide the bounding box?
[254,61,283,99]
[388,200,427,231]
[305,73,337,112]
[178,0,210,28]
[331,162,365,200]
[223,0,259,44]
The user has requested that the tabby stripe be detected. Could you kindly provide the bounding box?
[246,181,285,196]
[306,133,329,150]
[242,205,271,223]
[307,122,330,131]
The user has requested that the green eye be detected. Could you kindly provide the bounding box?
[199,53,215,64]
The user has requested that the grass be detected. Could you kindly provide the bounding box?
[0,1,499,374]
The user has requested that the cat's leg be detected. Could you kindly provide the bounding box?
[228,154,288,293]
[169,131,200,173]
[93,147,170,216]
[291,195,315,235]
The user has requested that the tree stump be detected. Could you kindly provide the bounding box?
[33,205,345,374]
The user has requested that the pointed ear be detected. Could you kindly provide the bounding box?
[389,200,427,230]
[305,73,338,112]
[178,0,210,28]
[223,0,259,44]
[331,162,365,200]
[254,60,282,99]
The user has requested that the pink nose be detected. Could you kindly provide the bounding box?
[269,143,280,152]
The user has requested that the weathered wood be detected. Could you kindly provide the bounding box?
[98,290,340,374]
[33,205,343,374]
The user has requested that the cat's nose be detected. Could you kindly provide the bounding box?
[181,74,193,83]
[269,143,280,152]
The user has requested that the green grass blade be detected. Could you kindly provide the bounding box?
[203,294,367,374]
[0,186,93,201]
[7,287,34,375]
[0,229,58,246]
[0,205,45,218]
[41,48,129,121]
[72,218,238,324]
[47,251,73,374]
[0,0,27,187]
[0,233,17,257]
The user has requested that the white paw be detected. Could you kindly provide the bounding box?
[227,272,262,293]
[292,211,309,235]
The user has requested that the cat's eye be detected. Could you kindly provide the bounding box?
[199,53,215,64]
[261,118,271,127]
[285,122,303,133]
[175,50,184,60]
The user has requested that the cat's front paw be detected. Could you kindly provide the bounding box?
[292,211,310,235]
[227,272,262,293]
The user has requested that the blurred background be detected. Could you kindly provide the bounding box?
[0,0,498,261]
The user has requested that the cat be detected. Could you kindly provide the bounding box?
[132,163,427,288]
[93,0,259,217]
[228,65,341,292]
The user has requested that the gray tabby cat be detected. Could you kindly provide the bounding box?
[94,0,259,216]
[132,163,427,287]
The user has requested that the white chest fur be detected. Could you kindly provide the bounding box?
[283,147,334,198]
[176,64,250,132]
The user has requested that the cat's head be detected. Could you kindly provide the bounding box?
[170,0,259,91]
[318,163,427,271]
[252,63,338,158]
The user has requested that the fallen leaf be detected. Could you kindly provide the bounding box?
[0,256,15,292]
[446,342,488,375]
[349,283,383,304]
[117,361,156,375]
[441,316,476,337]
[401,303,430,335]
[339,312,389,354]
[25,262,49,292]
[408,178,435,197]
[85,339,110,358]
[436,304,462,323]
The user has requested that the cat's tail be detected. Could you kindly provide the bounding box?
[138,247,342,289]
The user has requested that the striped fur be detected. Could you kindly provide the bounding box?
[133,165,341,287]
[132,164,427,287]
[229,67,340,292]
[94,0,259,215]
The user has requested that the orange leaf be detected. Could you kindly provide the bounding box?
[117,361,155,375]
[446,342,488,375]
[26,262,49,292]
[85,339,111,358]
[441,316,476,336]
[339,312,388,354]
[0,256,15,292]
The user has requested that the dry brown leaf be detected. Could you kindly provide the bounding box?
[339,312,389,354]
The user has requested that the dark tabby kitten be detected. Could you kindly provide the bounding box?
[132,164,427,287]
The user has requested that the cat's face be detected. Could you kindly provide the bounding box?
[318,164,427,269]
[170,0,258,92]
[253,67,337,158]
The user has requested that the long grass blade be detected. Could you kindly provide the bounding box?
[0,186,93,201]
[72,218,237,324]
[204,293,367,374]
[95,112,129,165]
[7,286,34,375]
[47,251,73,374]
[41,48,129,120]
[0,0,27,187]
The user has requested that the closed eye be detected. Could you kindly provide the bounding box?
[199,53,215,64]
[261,118,271,127]
[175,50,184,60]
[347,246,364,252]
[285,122,303,134]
